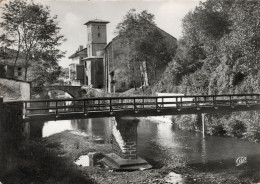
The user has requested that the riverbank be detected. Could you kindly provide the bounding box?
[40,130,259,184]
[0,137,94,184]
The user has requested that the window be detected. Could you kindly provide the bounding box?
[17,67,22,77]
[98,33,101,37]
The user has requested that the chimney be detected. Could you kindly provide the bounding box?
[79,45,83,51]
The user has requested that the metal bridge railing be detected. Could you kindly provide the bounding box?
[20,94,260,118]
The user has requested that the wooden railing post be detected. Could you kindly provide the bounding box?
[245,95,249,107]
[214,96,218,109]
[55,101,58,115]
[213,96,215,107]
[133,98,136,111]
[83,100,86,114]
[110,98,112,112]
[155,97,158,110]
[162,97,164,108]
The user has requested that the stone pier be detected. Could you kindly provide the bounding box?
[112,116,138,159]
[103,116,152,170]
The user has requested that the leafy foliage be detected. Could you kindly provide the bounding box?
[156,0,260,141]
[0,0,65,90]
[115,9,176,88]
[156,0,259,95]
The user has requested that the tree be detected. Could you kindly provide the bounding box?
[115,9,176,89]
[156,0,260,95]
[154,0,260,141]
[0,0,65,83]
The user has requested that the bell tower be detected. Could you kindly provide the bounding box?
[83,19,109,88]
[84,19,109,57]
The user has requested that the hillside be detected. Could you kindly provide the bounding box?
[151,0,260,142]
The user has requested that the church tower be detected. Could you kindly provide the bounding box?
[84,19,109,57]
[83,19,109,88]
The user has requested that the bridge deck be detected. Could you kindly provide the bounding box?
[15,94,260,122]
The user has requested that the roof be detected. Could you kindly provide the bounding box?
[104,41,113,50]
[68,47,88,59]
[0,47,25,66]
[155,26,177,41]
[142,19,177,40]
[104,22,177,53]
[113,20,177,42]
[82,56,104,60]
[84,19,110,26]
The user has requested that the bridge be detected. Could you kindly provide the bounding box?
[2,93,260,169]
[43,85,84,98]
[21,94,260,122]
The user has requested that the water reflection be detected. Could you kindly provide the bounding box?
[43,120,74,137]
[201,138,207,164]
[74,155,90,167]
[42,118,112,142]
[40,117,260,175]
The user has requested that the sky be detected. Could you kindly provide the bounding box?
[1,0,204,68]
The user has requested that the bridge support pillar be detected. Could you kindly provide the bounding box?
[111,116,138,159]
[202,113,205,138]
[195,113,206,138]
[103,116,152,170]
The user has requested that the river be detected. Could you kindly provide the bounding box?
[41,117,260,181]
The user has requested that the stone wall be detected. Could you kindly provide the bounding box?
[91,59,104,88]
[0,99,26,175]
[0,78,30,101]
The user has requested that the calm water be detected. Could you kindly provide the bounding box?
[42,117,260,177]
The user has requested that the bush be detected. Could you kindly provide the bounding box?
[253,130,260,143]
[172,115,197,130]
[231,120,247,138]
[210,124,227,136]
